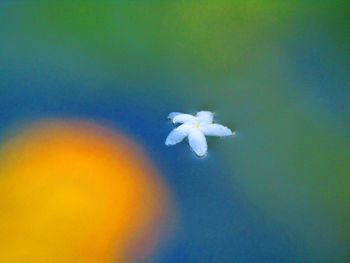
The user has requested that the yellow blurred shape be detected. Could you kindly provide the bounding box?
[0,120,170,263]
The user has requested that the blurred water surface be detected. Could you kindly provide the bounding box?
[1,1,350,263]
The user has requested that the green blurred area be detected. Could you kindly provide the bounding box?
[2,1,348,75]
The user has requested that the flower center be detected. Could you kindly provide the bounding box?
[193,122,201,129]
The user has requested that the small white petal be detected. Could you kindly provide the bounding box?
[188,129,208,157]
[196,111,214,124]
[167,112,182,120]
[173,114,196,124]
[201,124,233,137]
[165,124,191,146]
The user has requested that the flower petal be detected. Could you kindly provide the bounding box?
[196,111,214,124]
[201,124,233,137]
[188,129,208,157]
[167,112,182,121]
[172,114,196,124]
[165,124,191,146]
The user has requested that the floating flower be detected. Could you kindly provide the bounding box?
[165,111,234,157]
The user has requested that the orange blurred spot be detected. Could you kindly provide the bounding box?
[0,120,171,263]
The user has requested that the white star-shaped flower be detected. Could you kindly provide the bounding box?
[165,111,235,157]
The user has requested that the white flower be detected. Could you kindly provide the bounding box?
[165,111,235,157]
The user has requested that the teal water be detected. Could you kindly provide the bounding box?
[1,2,350,262]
